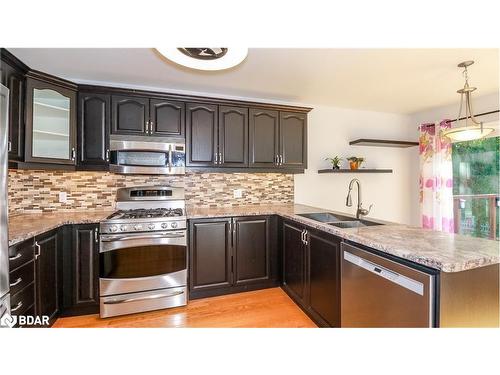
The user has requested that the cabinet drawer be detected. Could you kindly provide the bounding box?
[10,283,35,317]
[9,260,35,296]
[9,238,34,271]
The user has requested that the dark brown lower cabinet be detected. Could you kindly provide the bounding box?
[281,220,341,327]
[189,218,232,293]
[282,222,306,301]
[8,224,101,327]
[189,216,278,299]
[34,229,61,326]
[61,224,100,316]
[308,229,341,327]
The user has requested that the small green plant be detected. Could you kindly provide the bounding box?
[325,156,343,169]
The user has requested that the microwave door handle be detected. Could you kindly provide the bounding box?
[168,145,172,172]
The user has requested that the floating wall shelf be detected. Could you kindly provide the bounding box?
[318,169,393,174]
[349,139,418,148]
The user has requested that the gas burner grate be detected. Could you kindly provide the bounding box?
[107,208,184,220]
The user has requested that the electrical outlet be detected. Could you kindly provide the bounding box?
[233,189,244,199]
[58,192,67,203]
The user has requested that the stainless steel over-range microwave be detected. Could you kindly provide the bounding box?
[109,136,185,175]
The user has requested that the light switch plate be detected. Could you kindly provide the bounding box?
[58,192,67,203]
[233,189,244,199]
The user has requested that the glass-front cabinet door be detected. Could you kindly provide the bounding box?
[25,76,77,165]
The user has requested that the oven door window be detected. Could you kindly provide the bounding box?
[113,151,168,167]
[100,244,186,279]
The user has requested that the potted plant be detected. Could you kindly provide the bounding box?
[325,156,343,169]
[347,156,364,170]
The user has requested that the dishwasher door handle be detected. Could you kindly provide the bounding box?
[343,251,424,296]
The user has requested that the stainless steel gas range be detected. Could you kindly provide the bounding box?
[99,186,187,318]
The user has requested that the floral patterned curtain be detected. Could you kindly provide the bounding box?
[419,120,454,233]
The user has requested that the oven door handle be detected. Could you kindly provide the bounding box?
[101,233,185,242]
[103,290,185,305]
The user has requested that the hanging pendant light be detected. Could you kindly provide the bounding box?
[442,61,494,142]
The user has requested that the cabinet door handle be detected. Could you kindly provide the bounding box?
[10,277,22,287]
[229,220,233,247]
[218,152,222,165]
[214,152,218,164]
[279,155,283,166]
[150,121,154,134]
[71,148,76,161]
[304,230,308,246]
[35,242,41,260]
[8,141,12,153]
[94,228,99,243]
[105,149,110,162]
[300,230,305,244]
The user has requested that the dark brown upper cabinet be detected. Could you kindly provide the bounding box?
[150,99,185,137]
[24,73,77,166]
[0,51,27,161]
[111,95,148,135]
[77,92,110,169]
[186,103,218,167]
[186,104,249,168]
[218,106,248,167]
[279,111,307,169]
[249,109,279,168]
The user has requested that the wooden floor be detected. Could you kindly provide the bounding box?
[53,287,317,328]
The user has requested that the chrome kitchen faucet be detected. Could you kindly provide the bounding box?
[346,178,373,219]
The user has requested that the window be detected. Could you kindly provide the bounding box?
[452,135,499,240]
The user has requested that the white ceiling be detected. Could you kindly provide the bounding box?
[9,48,499,114]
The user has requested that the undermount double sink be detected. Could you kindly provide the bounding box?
[297,212,383,229]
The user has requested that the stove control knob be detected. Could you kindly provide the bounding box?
[161,223,168,229]
[148,224,155,230]
[120,225,127,232]
[134,224,142,231]
[110,225,118,233]
[170,222,178,229]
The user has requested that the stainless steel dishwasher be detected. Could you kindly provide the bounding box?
[341,242,436,328]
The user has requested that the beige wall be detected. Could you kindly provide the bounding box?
[294,104,420,225]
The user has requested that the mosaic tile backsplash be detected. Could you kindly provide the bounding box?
[7,170,294,215]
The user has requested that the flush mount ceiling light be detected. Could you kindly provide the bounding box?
[156,48,248,71]
[442,60,494,142]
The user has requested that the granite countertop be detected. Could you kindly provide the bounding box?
[8,204,499,273]
[186,204,500,273]
[8,210,114,246]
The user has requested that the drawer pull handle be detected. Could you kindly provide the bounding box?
[9,253,22,261]
[10,277,22,287]
[11,301,23,313]
[103,290,184,305]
